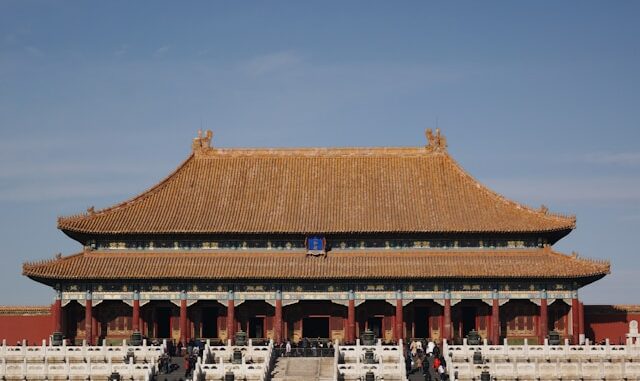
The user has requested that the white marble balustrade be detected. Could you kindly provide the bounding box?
[195,339,275,381]
[0,338,166,364]
[336,339,407,381]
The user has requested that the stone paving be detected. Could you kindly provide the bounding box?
[156,356,190,381]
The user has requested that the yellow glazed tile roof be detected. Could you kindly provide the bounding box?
[57,133,575,235]
[23,247,609,281]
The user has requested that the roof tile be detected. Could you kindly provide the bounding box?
[23,248,609,281]
[57,147,575,235]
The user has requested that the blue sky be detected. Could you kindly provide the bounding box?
[0,1,638,305]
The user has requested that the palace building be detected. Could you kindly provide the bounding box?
[21,130,610,346]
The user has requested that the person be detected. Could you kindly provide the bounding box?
[410,340,418,357]
[425,352,440,381]
[285,340,292,357]
[426,340,435,355]
[405,346,412,374]
[437,353,448,381]
[183,355,191,377]
[416,339,423,354]
[414,354,423,375]
[433,342,441,358]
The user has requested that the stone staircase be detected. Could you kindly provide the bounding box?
[271,357,335,381]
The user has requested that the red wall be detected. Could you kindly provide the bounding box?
[0,304,638,345]
[584,305,640,344]
[0,307,53,345]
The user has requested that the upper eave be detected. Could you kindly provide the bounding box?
[56,137,576,237]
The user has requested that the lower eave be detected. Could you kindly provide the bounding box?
[23,248,609,288]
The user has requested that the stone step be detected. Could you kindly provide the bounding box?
[271,357,335,381]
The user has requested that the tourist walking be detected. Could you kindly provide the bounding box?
[285,340,292,357]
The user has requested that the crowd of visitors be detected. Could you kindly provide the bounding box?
[153,339,202,378]
[406,339,448,381]
[275,337,335,357]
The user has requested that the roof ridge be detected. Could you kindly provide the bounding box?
[442,152,576,227]
[0,305,51,309]
[198,146,442,157]
[548,248,611,271]
[57,153,196,228]
[22,251,85,272]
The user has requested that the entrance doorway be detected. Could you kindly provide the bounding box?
[249,317,264,338]
[367,317,383,339]
[303,317,329,338]
[201,307,218,338]
[156,307,171,338]
[414,307,430,338]
[462,307,476,336]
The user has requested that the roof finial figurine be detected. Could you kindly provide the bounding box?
[425,128,447,152]
[87,206,95,215]
[425,128,434,148]
[192,129,213,153]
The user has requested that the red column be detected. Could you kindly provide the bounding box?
[539,290,548,344]
[443,291,452,342]
[227,291,235,341]
[274,291,283,343]
[92,316,98,343]
[491,291,500,345]
[347,292,356,343]
[85,292,93,345]
[179,291,188,345]
[571,291,580,344]
[52,291,62,333]
[579,302,585,339]
[132,291,140,332]
[395,291,404,342]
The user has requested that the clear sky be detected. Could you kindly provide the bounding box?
[0,1,638,305]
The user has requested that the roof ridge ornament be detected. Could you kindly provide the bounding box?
[425,128,447,152]
[192,129,213,153]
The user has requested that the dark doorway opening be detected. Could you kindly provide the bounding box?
[156,307,171,338]
[201,307,218,338]
[462,307,476,336]
[65,305,79,341]
[249,317,264,338]
[303,317,330,338]
[414,307,430,338]
[367,317,383,339]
